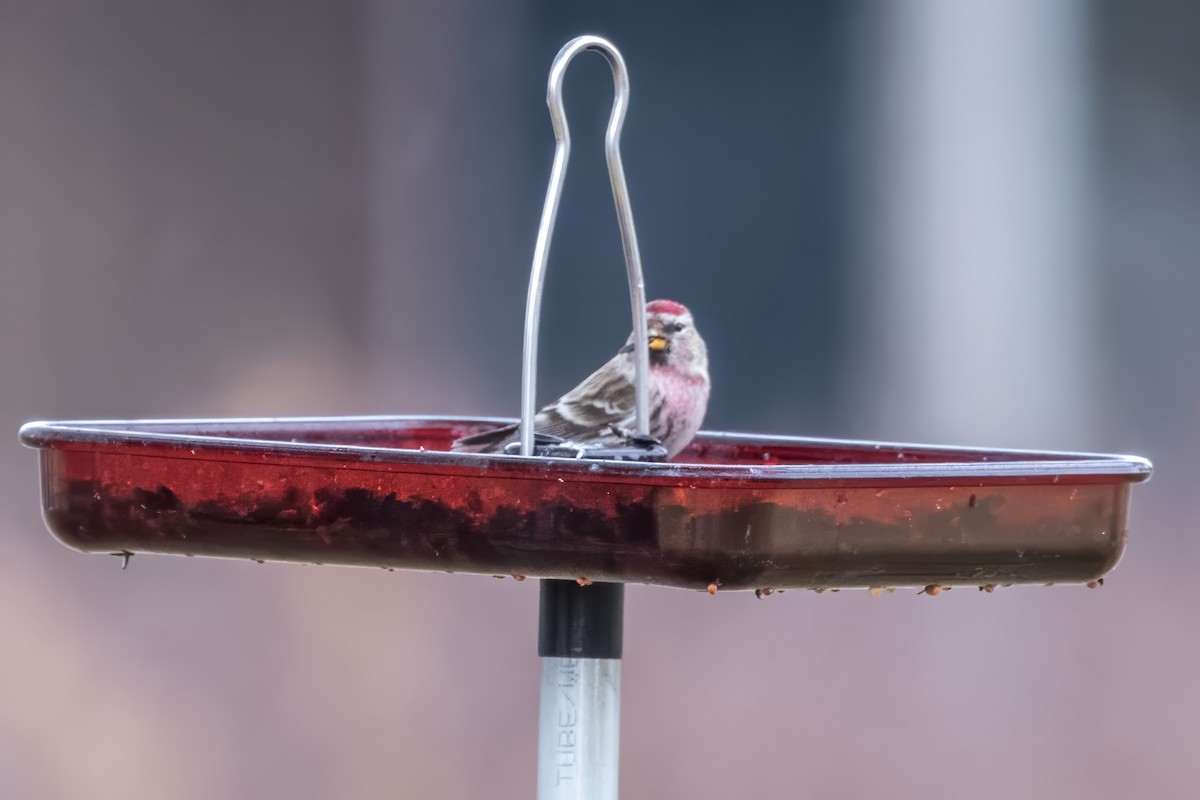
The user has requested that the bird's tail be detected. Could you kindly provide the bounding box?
[449,422,520,453]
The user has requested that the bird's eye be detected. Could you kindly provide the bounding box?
[669,322,686,333]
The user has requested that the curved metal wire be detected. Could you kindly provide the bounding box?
[520,35,651,456]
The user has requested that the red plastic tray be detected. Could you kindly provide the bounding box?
[19,416,1151,591]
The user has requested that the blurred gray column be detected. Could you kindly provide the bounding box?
[853,0,1095,447]
[362,1,528,413]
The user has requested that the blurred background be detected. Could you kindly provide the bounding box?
[2,1,1196,797]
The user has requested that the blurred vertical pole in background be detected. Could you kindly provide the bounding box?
[362,0,530,414]
[851,0,1095,448]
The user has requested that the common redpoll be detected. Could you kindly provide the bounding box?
[452,299,710,460]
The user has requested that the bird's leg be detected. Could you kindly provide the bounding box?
[627,433,664,449]
[608,424,663,450]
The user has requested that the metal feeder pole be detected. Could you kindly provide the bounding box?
[537,581,623,798]
[521,36,649,800]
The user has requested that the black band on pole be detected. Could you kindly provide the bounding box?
[538,579,624,659]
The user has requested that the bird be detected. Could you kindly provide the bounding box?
[452,299,710,460]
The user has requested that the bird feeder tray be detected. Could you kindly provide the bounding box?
[19,415,1150,592]
[16,35,1156,800]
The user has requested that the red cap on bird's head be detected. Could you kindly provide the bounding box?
[646,299,689,316]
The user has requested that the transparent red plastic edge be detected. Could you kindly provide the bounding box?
[19,416,1151,592]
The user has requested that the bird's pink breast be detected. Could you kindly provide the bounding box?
[651,366,709,456]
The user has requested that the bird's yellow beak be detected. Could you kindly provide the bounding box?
[648,335,668,351]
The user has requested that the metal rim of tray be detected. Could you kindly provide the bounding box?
[19,415,1154,484]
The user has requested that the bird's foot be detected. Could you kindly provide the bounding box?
[608,425,663,450]
[502,430,667,463]
[501,433,568,456]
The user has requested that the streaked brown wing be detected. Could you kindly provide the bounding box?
[539,355,636,437]
[451,352,637,451]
